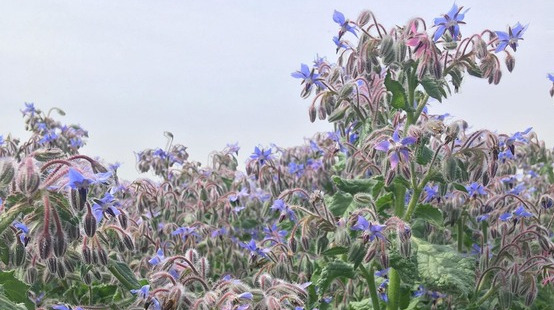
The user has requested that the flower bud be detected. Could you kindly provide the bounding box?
[123,234,134,251]
[316,235,329,254]
[53,229,67,257]
[47,257,58,274]
[118,212,128,230]
[37,232,52,260]
[25,266,37,284]
[354,193,373,205]
[498,287,512,309]
[92,249,99,264]
[97,247,108,265]
[510,265,520,294]
[33,148,64,162]
[380,35,395,65]
[67,223,80,241]
[64,257,75,273]
[288,236,297,253]
[379,251,389,269]
[539,195,554,209]
[493,69,502,85]
[92,269,102,280]
[84,209,97,237]
[525,282,537,307]
[56,259,66,278]
[82,272,92,285]
[82,245,92,264]
[356,10,372,27]
[69,188,87,211]
[505,53,515,72]
[0,158,16,185]
[308,104,317,123]
[317,103,327,121]
[17,157,40,196]
[364,244,377,263]
[13,243,26,266]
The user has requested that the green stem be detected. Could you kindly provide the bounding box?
[360,264,381,310]
[457,215,465,253]
[476,285,497,306]
[394,184,407,218]
[481,220,488,248]
[387,268,400,310]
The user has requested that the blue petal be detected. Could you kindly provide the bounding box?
[433,26,447,42]
[333,10,345,25]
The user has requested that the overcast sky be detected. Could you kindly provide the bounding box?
[0,1,552,180]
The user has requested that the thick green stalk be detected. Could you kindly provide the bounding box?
[481,220,488,248]
[394,184,406,218]
[403,187,421,222]
[360,264,381,310]
[387,268,400,310]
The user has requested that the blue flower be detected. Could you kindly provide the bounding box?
[433,4,468,42]
[21,102,37,116]
[130,284,150,299]
[53,305,84,310]
[238,292,253,300]
[13,221,30,245]
[249,147,273,166]
[288,162,305,177]
[378,279,389,302]
[548,73,554,82]
[351,215,386,241]
[226,142,240,155]
[333,36,348,51]
[229,188,249,202]
[148,248,165,266]
[423,185,439,202]
[172,226,200,241]
[291,64,326,94]
[239,239,269,258]
[414,285,426,297]
[495,22,527,52]
[476,214,490,222]
[375,268,390,278]
[271,199,297,222]
[39,130,58,144]
[211,227,228,238]
[67,168,94,190]
[375,129,417,169]
[466,182,486,197]
[513,205,534,218]
[263,223,288,243]
[332,10,357,39]
[0,135,3,146]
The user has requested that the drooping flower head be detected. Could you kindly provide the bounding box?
[291,64,326,95]
[351,215,386,242]
[332,10,357,39]
[495,22,528,52]
[433,4,469,42]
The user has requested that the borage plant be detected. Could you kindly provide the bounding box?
[0,4,553,310]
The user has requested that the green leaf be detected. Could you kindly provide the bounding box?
[389,249,419,285]
[420,77,447,102]
[0,270,32,309]
[414,238,475,298]
[326,191,353,217]
[322,246,349,256]
[349,298,373,310]
[413,204,444,227]
[416,145,434,166]
[451,183,468,193]
[385,71,408,110]
[347,241,366,269]
[376,192,394,209]
[107,259,141,290]
[316,260,355,294]
[0,288,27,310]
[0,240,9,265]
[332,176,381,195]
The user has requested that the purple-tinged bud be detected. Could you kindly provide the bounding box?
[123,234,134,251]
[473,37,488,59]
[0,158,15,185]
[490,226,499,239]
[53,229,67,257]
[69,188,86,211]
[379,251,389,269]
[482,171,490,186]
[33,148,64,162]
[37,232,52,260]
[83,209,97,237]
[505,53,515,73]
[67,224,80,241]
[118,212,128,229]
[56,259,66,278]
[167,286,183,310]
[309,104,317,123]
[64,257,75,273]
[524,281,537,307]
[316,235,330,254]
[47,257,58,274]
[327,104,348,122]
[97,247,108,265]
[364,243,377,262]
[323,94,336,115]
[301,236,310,252]
[380,35,395,65]
[356,10,372,27]
[550,85,554,98]
[493,69,502,85]
[318,103,327,121]
[538,235,552,252]
[13,243,26,266]
[288,236,297,253]
[24,266,37,284]
[82,245,92,264]
[401,164,411,180]
[92,249,99,264]
[17,157,40,196]
[385,170,396,187]
[82,272,92,285]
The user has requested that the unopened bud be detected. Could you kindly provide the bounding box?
[82,245,92,264]
[98,248,108,265]
[25,266,37,284]
[354,193,373,205]
[288,236,297,253]
[47,257,58,274]
[308,104,317,123]
[69,188,87,211]
[380,35,395,65]
[510,264,520,294]
[498,287,512,309]
[64,257,75,273]
[493,69,502,85]
[17,157,40,196]
[0,158,16,185]
[53,229,67,257]
[525,282,537,307]
[539,195,554,209]
[123,234,134,251]
[38,232,52,260]
[92,249,99,264]
[33,148,64,162]
[505,53,515,72]
[118,212,128,229]
[84,209,97,237]
[379,251,389,269]
[356,10,372,27]
[82,272,92,285]
[56,259,66,278]
[13,243,26,266]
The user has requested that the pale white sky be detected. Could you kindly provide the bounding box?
[0,1,552,180]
